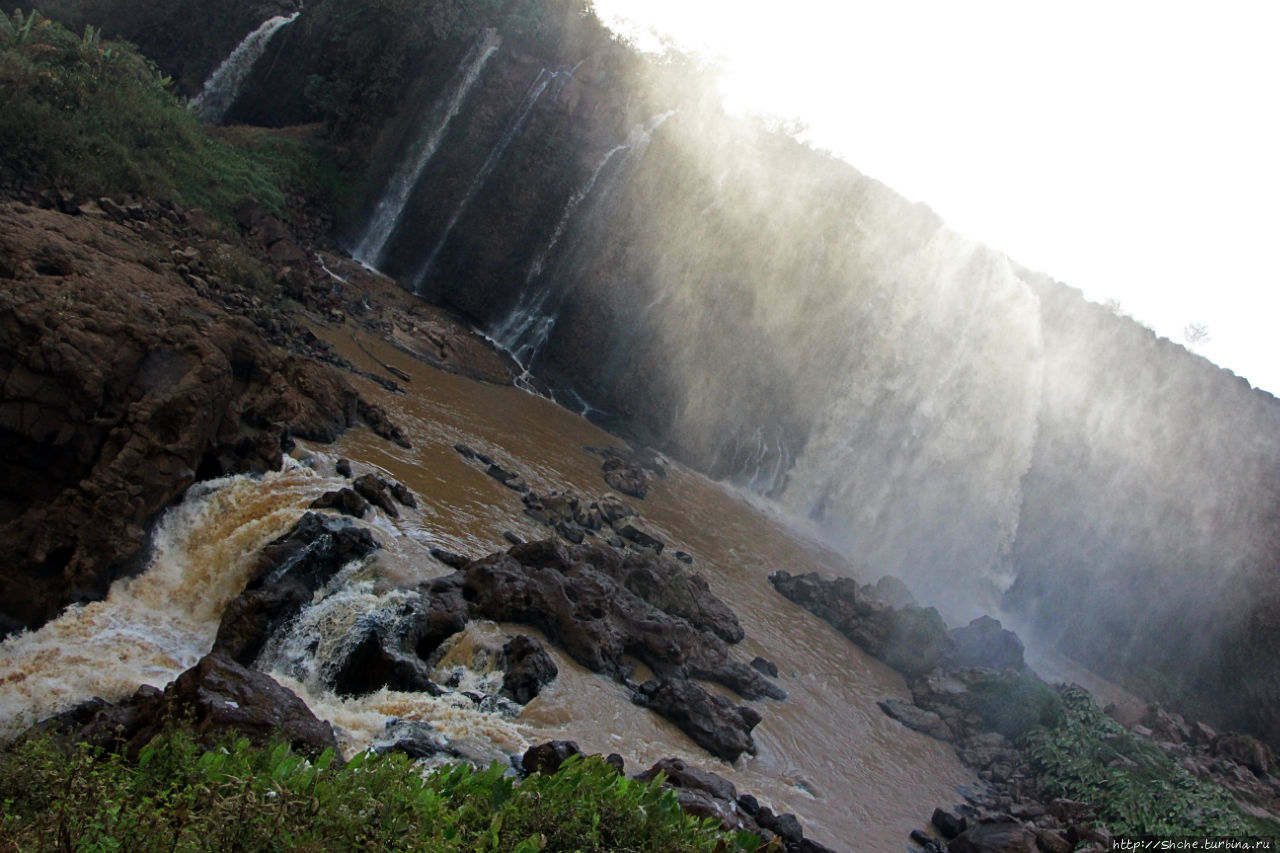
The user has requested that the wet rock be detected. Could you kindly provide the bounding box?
[459,541,769,699]
[331,629,441,698]
[0,204,391,636]
[486,463,529,492]
[60,654,338,760]
[309,487,370,518]
[944,615,1025,672]
[879,698,955,741]
[404,567,464,635]
[1033,829,1072,853]
[769,571,951,678]
[673,787,741,828]
[911,828,946,852]
[750,656,780,678]
[675,550,694,564]
[602,455,648,498]
[631,678,762,762]
[947,819,1038,853]
[335,457,353,478]
[389,481,417,508]
[214,513,378,665]
[502,530,524,545]
[595,493,636,524]
[755,808,804,847]
[373,719,450,760]
[617,556,743,643]
[867,574,917,607]
[453,443,493,464]
[932,807,968,839]
[522,740,582,775]
[499,634,558,704]
[357,399,412,449]
[637,757,738,802]
[429,547,471,569]
[353,473,399,517]
[1214,732,1274,776]
[605,753,625,773]
[616,521,664,553]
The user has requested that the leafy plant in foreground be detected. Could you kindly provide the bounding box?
[0,726,760,852]
[1024,687,1267,836]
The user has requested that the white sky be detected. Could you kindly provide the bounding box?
[592,0,1280,395]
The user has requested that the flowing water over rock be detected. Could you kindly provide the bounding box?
[0,327,974,852]
[412,66,575,290]
[191,12,299,124]
[351,28,503,269]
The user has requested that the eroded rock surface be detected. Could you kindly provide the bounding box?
[0,203,401,636]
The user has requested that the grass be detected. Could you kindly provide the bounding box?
[1024,687,1276,836]
[0,10,344,221]
[0,726,765,852]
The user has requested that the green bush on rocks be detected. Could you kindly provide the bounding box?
[0,725,762,852]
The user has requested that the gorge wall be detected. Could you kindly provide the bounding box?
[36,0,1280,747]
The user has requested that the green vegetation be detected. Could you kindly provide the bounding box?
[965,671,1064,740]
[0,10,338,219]
[1025,687,1273,836]
[0,727,763,852]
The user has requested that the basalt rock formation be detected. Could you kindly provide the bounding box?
[47,652,338,760]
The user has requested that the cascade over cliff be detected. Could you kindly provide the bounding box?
[25,0,1280,750]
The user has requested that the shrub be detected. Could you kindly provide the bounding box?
[965,671,1063,740]
[0,726,761,852]
[1024,687,1272,835]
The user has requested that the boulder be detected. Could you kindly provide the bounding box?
[932,807,967,840]
[214,513,379,665]
[522,740,582,775]
[309,487,370,518]
[750,656,780,678]
[616,521,665,553]
[353,473,399,517]
[770,571,950,677]
[59,654,338,760]
[486,464,529,492]
[459,541,770,699]
[500,634,558,704]
[636,757,738,803]
[1214,732,1274,776]
[389,481,417,508]
[331,629,441,698]
[947,819,1038,853]
[632,678,762,762]
[429,547,471,569]
[879,699,955,741]
[945,616,1025,672]
[602,456,648,498]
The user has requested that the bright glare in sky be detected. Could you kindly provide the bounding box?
[592,0,1280,395]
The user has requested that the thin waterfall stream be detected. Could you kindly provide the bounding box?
[191,12,300,124]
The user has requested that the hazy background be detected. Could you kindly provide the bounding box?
[594,0,1280,395]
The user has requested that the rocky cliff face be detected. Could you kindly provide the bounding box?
[20,0,1280,748]
[0,201,379,636]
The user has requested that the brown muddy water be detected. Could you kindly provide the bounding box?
[0,323,975,852]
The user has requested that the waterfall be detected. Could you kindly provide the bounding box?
[191,12,300,124]
[489,111,677,380]
[351,29,503,269]
[412,67,569,292]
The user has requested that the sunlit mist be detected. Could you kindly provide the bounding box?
[593,0,1280,395]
